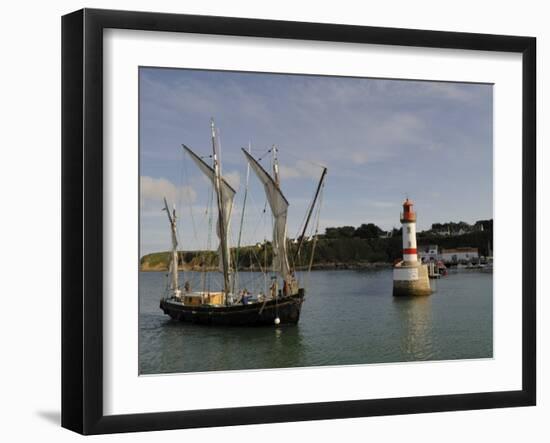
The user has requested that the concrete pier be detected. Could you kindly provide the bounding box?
[393,260,432,296]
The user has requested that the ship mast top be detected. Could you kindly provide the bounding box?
[272,145,280,188]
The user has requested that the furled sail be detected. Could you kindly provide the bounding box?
[182,145,236,276]
[241,148,290,281]
[163,197,179,293]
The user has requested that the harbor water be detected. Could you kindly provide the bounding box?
[139,269,493,374]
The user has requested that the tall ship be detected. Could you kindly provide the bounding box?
[159,120,327,326]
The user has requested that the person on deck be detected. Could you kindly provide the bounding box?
[242,289,250,305]
[270,281,277,299]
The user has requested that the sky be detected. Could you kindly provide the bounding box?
[139,67,493,256]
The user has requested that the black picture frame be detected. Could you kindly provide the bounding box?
[61,8,536,435]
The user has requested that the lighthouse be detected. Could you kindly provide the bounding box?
[401,199,418,263]
[393,199,432,296]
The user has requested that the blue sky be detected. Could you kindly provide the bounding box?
[139,68,493,255]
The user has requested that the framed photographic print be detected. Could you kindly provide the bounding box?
[61,8,536,435]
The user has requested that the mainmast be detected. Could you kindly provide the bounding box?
[271,145,281,275]
[163,197,179,296]
[181,140,236,299]
[210,119,231,299]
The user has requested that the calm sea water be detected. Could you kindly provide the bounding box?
[139,269,493,374]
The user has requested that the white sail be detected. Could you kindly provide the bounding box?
[241,149,290,281]
[163,197,179,295]
[182,145,236,276]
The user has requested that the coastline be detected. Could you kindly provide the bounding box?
[140,261,392,272]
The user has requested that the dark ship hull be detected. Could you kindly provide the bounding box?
[160,289,305,326]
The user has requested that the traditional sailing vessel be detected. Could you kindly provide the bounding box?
[159,120,327,326]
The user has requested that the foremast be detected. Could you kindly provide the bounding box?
[163,197,180,298]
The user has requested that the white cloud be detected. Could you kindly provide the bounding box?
[140,176,197,212]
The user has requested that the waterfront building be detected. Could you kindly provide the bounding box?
[440,247,479,264]
[419,244,439,262]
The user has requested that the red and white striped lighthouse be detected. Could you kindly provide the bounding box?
[393,198,431,296]
[401,199,418,263]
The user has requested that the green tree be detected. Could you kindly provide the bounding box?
[355,223,383,239]
[338,226,356,238]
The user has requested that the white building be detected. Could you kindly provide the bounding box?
[440,247,479,263]
[419,245,439,262]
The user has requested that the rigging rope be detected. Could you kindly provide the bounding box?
[304,181,325,291]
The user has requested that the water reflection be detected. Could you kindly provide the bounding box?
[140,314,307,374]
[392,296,434,361]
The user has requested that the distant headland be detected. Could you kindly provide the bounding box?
[140,219,493,271]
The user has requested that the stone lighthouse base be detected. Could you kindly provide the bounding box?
[393,261,432,296]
